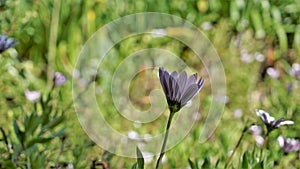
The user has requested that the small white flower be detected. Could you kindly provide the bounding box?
[67,163,74,169]
[127,130,139,140]
[141,151,154,164]
[151,29,166,38]
[201,22,212,30]
[256,109,294,132]
[254,52,265,62]
[161,155,168,164]
[25,89,41,103]
[233,109,243,118]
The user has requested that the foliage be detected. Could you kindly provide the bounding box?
[0,0,300,168]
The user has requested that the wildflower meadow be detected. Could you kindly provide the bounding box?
[1,0,300,169]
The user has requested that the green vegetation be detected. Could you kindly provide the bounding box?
[1,0,300,168]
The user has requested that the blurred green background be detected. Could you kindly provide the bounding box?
[0,0,300,168]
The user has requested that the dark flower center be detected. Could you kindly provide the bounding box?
[167,99,181,113]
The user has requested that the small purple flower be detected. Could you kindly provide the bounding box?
[290,63,300,80]
[254,135,264,147]
[277,136,300,153]
[54,72,67,86]
[159,67,204,113]
[0,34,15,53]
[25,89,41,103]
[267,67,280,79]
[249,125,262,136]
[256,109,294,132]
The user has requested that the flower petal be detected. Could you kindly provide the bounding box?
[187,73,198,84]
[159,68,169,97]
[256,109,275,124]
[171,71,178,79]
[181,73,197,93]
[180,84,199,106]
[277,136,284,147]
[176,71,187,99]
[278,120,294,126]
[169,75,178,100]
[197,77,204,90]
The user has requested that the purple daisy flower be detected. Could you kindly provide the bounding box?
[256,109,294,132]
[277,136,300,153]
[159,67,204,113]
[0,34,15,53]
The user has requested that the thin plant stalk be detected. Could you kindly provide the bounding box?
[48,0,61,84]
[259,131,270,161]
[155,111,175,169]
[225,124,248,169]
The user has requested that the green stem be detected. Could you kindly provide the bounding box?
[155,111,175,169]
[260,131,270,161]
[225,124,248,169]
[48,0,61,84]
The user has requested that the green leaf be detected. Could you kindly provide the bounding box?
[102,149,114,162]
[25,113,41,135]
[252,161,263,169]
[26,137,53,148]
[136,146,144,169]
[294,25,300,50]
[2,160,16,169]
[188,158,199,169]
[202,157,211,169]
[13,120,25,144]
[0,127,9,150]
[40,116,64,135]
[275,24,288,51]
[51,128,66,137]
[131,162,138,169]
[242,152,249,169]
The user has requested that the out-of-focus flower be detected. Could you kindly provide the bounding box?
[141,151,154,164]
[0,34,15,53]
[255,135,265,146]
[228,150,233,157]
[240,49,253,63]
[127,130,140,140]
[286,83,293,93]
[201,21,212,30]
[266,67,280,79]
[249,125,262,136]
[151,29,166,38]
[159,67,204,113]
[216,95,230,104]
[54,72,67,86]
[161,154,168,164]
[233,109,243,118]
[256,109,294,132]
[67,163,74,169]
[249,125,264,146]
[290,63,300,80]
[277,136,300,153]
[25,89,41,102]
[254,52,265,62]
